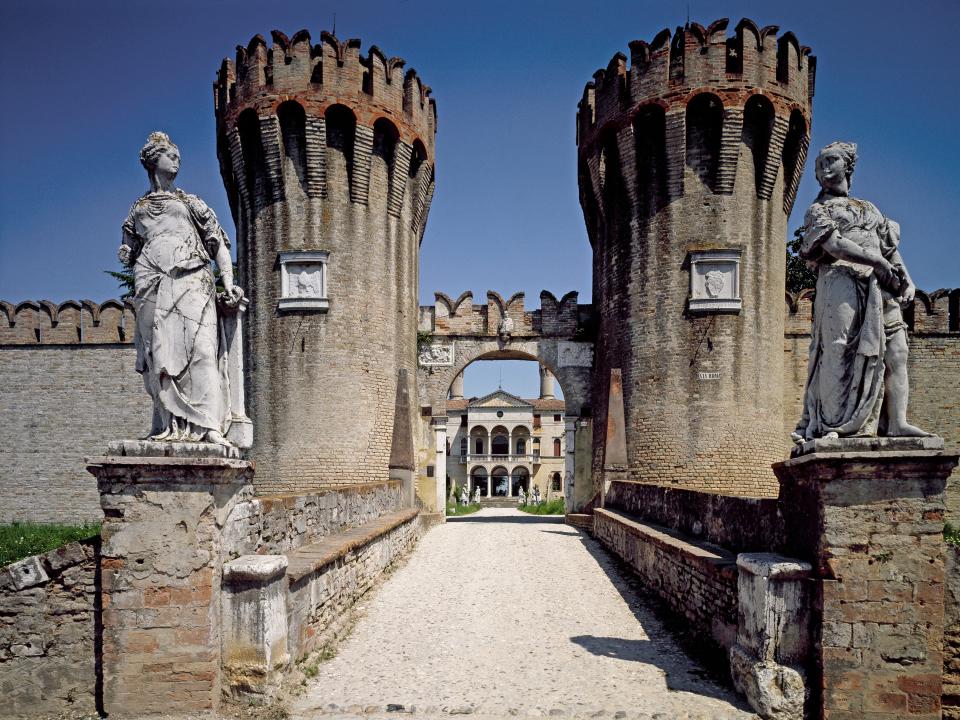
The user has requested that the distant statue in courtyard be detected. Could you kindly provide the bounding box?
[532,485,541,506]
[459,486,469,505]
[518,487,526,506]
[791,142,929,443]
[119,132,245,445]
[473,486,481,504]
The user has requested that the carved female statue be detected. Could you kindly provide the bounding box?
[792,142,927,442]
[119,132,244,445]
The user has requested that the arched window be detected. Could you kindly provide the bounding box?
[551,472,562,492]
[553,438,562,457]
[492,435,509,456]
[372,117,399,202]
[781,110,807,214]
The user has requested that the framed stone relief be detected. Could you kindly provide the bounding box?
[278,251,329,311]
[418,342,454,367]
[688,249,742,313]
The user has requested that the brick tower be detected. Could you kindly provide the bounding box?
[214,30,437,493]
[577,19,814,496]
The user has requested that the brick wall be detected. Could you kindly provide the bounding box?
[594,508,739,650]
[946,544,960,720]
[0,539,98,717]
[0,344,151,523]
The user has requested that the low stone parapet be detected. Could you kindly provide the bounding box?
[0,539,98,717]
[285,509,421,660]
[593,507,738,650]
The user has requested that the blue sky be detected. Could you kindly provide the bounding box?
[1,0,957,398]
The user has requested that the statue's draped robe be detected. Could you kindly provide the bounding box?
[123,190,231,437]
[796,196,906,439]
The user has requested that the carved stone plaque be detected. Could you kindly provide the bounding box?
[278,251,329,311]
[688,249,742,313]
[418,342,454,367]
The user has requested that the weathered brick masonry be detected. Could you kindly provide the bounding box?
[212,30,436,494]
[578,19,815,498]
[0,539,98,717]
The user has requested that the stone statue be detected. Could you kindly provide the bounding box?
[497,315,514,342]
[517,487,526,506]
[473,486,481,504]
[791,142,928,443]
[532,485,541,506]
[120,132,245,445]
[459,486,469,505]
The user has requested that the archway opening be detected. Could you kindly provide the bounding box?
[440,356,572,506]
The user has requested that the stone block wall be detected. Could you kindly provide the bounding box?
[0,540,98,717]
[0,344,151,523]
[593,508,739,650]
[224,481,402,556]
[286,514,421,660]
[946,543,960,720]
[604,480,782,553]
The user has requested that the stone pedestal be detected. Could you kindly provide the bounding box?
[88,442,254,717]
[729,553,812,720]
[774,438,957,720]
[221,555,289,699]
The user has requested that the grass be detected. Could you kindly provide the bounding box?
[518,498,566,515]
[446,502,481,516]
[0,522,101,567]
[946,522,960,547]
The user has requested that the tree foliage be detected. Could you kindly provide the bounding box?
[786,227,817,294]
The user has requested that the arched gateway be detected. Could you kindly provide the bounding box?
[417,290,595,512]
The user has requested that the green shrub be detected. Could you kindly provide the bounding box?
[447,502,481,516]
[0,522,100,567]
[518,498,565,515]
[945,522,960,547]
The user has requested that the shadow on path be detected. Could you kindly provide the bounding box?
[568,529,753,711]
[446,514,564,524]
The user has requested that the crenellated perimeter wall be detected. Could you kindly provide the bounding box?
[0,290,958,522]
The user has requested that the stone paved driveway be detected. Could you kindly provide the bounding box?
[291,508,755,720]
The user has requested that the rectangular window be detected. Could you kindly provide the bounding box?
[460,438,467,455]
[553,438,562,456]
[533,414,541,429]
[426,465,435,478]
[460,414,467,426]
[554,414,562,422]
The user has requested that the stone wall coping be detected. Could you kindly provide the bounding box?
[286,508,418,583]
[594,508,736,573]
[257,480,400,504]
[106,439,243,460]
[736,552,811,579]
[791,435,944,457]
[775,448,959,473]
[223,554,288,583]
[86,455,254,478]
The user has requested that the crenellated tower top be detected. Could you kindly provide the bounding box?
[215,30,437,159]
[577,18,815,216]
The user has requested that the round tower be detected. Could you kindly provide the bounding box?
[576,18,814,496]
[214,30,437,493]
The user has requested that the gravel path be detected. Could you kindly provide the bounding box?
[291,508,755,720]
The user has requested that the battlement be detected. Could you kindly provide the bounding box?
[215,30,436,157]
[0,300,135,345]
[578,18,814,148]
[418,291,590,339]
[577,18,815,215]
[784,288,960,335]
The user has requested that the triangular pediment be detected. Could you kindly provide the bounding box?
[468,389,532,408]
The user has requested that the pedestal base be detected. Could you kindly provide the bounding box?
[88,447,254,717]
[774,444,957,720]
